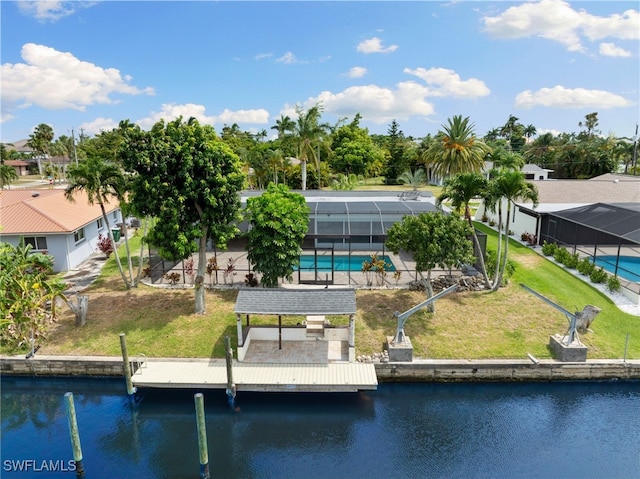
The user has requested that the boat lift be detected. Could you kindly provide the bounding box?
[391,284,458,345]
[520,283,601,346]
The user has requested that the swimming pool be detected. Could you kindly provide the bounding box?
[297,254,396,272]
[594,255,640,283]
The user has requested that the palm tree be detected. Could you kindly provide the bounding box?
[65,157,131,289]
[27,123,54,176]
[397,168,427,191]
[0,160,18,189]
[437,172,492,289]
[425,115,492,180]
[490,170,538,291]
[293,104,330,190]
[271,115,295,139]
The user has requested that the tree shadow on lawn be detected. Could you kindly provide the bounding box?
[209,324,238,362]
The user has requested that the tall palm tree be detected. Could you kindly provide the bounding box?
[437,172,492,288]
[293,104,330,190]
[425,115,492,180]
[27,123,54,176]
[490,170,538,291]
[271,115,295,139]
[65,157,131,289]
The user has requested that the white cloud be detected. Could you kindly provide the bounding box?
[514,85,633,109]
[276,52,298,64]
[137,103,269,131]
[293,82,435,124]
[404,67,490,98]
[79,117,119,136]
[345,66,367,78]
[599,42,632,58]
[1,43,154,118]
[17,1,97,22]
[482,0,639,52]
[254,53,273,61]
[356,37,398,54]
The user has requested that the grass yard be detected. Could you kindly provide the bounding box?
[6,225,639,360]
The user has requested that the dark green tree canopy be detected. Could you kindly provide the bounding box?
[120,117,245,260]
[246,184,309,287]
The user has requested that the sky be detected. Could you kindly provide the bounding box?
[1,0,639,144]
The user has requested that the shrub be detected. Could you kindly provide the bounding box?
[563,253,579,269]
[484,249,516,285]
[96,233,113,258]
[520,232,538,246]
[488,219,496,227]
[183,257,195,283]
[576,257,596,276]
[163,272,181,285]
[481,213,488,223]
[541,241,558,256]
[607,275,621,292]
[589,267,608,284]
[244,273,259,287]
[553,248,570,264]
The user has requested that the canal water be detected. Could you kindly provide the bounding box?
[2,376,639,479]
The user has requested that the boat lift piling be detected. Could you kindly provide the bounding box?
[194,393,210,479]
[64,392,85,478]
[119,333,137,399]
[225,336,236,404]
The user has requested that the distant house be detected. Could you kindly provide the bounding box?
[522,164,553,181]
[475,173,640,242]
[0,189,122,272]
[5,160,32,176]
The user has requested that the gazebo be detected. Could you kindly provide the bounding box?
[233,288,357,362]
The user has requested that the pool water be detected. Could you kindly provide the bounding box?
[297,254,396,272]
[594,255,640,283]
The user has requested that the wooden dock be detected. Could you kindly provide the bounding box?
[131,358,378,393]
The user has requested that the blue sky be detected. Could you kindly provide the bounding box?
[1,0,638,143]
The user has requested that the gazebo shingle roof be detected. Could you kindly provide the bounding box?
[234,288,357,316]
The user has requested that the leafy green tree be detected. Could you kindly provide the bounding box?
[386,212,474,312]
[437,172,492,288]
[424,115,491,180]
[120,117,245,313]
[246,184,309,287]
[330,114,384,176]
[381,120,416,184]
[66,156,132,288]
[0,242,66,349]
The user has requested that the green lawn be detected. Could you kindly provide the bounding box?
[4,223,638,360]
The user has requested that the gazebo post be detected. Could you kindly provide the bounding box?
[236,314,243,348]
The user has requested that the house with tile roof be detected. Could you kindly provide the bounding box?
[0,189,122,272]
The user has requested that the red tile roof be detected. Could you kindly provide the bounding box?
[0,189,119,234]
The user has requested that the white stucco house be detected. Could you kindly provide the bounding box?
[0,189,122,272]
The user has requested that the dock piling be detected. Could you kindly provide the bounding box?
[64,392,85,477]
[119,333,136,398]
[225,336,236,400]
[194,393,210,479]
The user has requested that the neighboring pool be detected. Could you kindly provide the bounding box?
[297,254,396,272]
[594,255,640,283]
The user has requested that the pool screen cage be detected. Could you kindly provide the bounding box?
[540,202,640,291]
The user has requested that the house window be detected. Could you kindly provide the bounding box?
[74,228,85,244]
[24,236,48,251]
[97,218,104,230]
[113,211,118,221]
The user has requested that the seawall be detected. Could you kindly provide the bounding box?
[2,355,639,382]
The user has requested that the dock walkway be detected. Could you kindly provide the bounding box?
[131,358,377,393]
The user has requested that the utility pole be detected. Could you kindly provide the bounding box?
[72,129,78,165]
